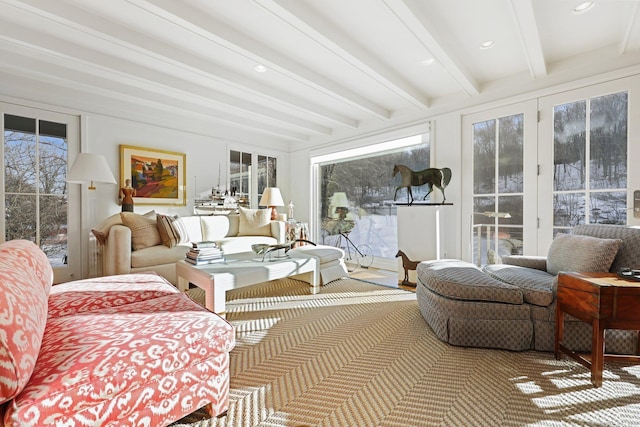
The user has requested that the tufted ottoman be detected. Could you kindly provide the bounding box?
[289,244,348,284]
[416,259,534,351]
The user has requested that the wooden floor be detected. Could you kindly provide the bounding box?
[349,267,416,292]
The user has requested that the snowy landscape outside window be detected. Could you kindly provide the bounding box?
[553,91,628,235]
[318,135,430,263]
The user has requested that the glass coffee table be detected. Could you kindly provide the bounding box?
[176,251,318,316]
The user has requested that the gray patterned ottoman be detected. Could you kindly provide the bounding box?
[416,259,534,351]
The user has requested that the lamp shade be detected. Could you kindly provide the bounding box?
[331,192,349,208]
[67,153,117,190]
[259,187,285,207]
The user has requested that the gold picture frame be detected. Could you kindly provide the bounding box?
[120,145,186,206]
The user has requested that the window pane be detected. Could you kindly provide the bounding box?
[498,114,523,193]
[590,92,627,190]
[553,101,586,191]
[553,193,585,228]
[589,191,626,225]
[39,134,67,195]
[498,195,523,256]
[4,130,37,194]
[471,197,494,266]
[40,195,67,266]
[473,119,495,194]
[5,194,36,242]
[229,150,241,197]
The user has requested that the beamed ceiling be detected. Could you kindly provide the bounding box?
[1,0,640,151]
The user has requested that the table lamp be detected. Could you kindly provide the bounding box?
[260,187,285,220]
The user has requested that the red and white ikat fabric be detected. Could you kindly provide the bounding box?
[3,270,235,426]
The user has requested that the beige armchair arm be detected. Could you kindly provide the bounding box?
[102,224,133,276]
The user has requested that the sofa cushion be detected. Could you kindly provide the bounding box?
[121,211,162,250]
[546,233,623,276]
[290,245,345,264]
[4,292,235,426]
[201,215,232,241]
[572,224,640,271]
[180,216,204,242]
[91,212,122,245]
[48,273,179,318]
[238,207,272,237]
[0,240,53,404]
[483,264,555,307]
[157,214,189,248]
[417,259,523,305]
[157,213,179,247]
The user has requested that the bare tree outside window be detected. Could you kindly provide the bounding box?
[472,113,525,266]
[552,91,628,235]
[3,115,68,266]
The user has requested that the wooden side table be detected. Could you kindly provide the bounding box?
[555,272,640,386]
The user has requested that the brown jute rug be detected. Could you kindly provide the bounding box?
[171,277,640,427]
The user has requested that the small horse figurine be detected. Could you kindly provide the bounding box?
[396,250,420,287]
[392,165,452,205]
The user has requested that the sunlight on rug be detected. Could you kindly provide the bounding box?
[171,277,640,427]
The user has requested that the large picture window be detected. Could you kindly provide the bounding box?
[316,133,430,266]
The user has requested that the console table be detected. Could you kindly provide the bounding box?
[555,272,640,387]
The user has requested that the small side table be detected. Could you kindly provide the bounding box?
[555,272,640,387]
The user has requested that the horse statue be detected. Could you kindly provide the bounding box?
[395,250,420,286]
[392,165,452,205]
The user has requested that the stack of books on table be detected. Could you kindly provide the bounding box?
[185,241,225,265]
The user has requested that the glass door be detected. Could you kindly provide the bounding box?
[462,101,538,264]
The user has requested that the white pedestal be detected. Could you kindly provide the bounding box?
[397,204,451,284]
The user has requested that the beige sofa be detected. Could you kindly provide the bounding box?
[95,211,285,286]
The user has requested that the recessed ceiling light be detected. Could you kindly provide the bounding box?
[480,40,495,50]
[421,58,434,66]
[573,1,595,14]
[254,64,267,73]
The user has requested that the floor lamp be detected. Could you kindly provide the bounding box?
[471,211,511,267]
[67,153,117,277]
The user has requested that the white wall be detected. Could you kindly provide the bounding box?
[81,114,289,225]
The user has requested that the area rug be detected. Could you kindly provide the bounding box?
[171,277,640,427]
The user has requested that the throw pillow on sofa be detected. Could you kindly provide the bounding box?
[121,211,162,250]
[238,207,272,237]
[546,233,623,275]
[156,214,189,248]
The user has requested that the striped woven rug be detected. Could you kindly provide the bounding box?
[171,277,640,427]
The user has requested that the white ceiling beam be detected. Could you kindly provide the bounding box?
[3,0,356,130]
[0,40,311,141]
[383,0,480,97]
[125,0,391,120]
[508,0,547,79]
[255,0,430,110]
[621,1,640,53]
[0,22,331,136]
